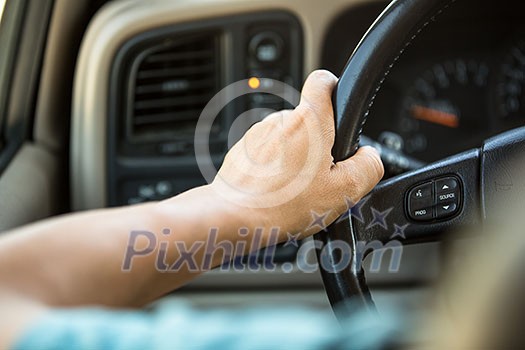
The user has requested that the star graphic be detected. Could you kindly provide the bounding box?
[284,232,301,248]
[366,207,393,230]
[336,197,354,222]
[337,196,370,224]
[336,210,350,224]
[390,223,410,240]
[344,196,357,210]
[308,210,331,232]
[351,196,371,224]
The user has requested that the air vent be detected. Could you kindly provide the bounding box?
[128,33,220,141]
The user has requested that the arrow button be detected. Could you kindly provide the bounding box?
[436,203,458,219]
[436,177,459,194]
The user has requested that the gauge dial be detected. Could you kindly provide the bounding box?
[497,40,525,121]
[394,59,492,162]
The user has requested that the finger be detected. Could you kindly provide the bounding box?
[297,70,338,130]
[331,146,385,204]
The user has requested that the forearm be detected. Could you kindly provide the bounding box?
[0,185,265,308]
[0,70,386,350]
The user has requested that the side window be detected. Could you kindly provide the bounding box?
[0,0,52,171]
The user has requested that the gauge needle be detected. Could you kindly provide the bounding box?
[411,105,460,128]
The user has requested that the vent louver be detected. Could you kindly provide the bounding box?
[129,34,220,141]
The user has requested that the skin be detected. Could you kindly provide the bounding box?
[0,70,384,348]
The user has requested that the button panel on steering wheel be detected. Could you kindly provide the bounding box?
[407,176,462,222]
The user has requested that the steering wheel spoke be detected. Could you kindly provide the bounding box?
[352,148,481,246]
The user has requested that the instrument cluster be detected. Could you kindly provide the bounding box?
[363,2,525,163]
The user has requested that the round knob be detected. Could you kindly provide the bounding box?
[249,32,284,64]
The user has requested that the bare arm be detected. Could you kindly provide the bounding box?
[0,71,384,347]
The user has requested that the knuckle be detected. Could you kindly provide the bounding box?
[308,69,337,83]
[246,120,266,136]
[263,110,284,123]
[295,103,316,120]
[365,151,385,180]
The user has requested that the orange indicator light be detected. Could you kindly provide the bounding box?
[248,77,261,90]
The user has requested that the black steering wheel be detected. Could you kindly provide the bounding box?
[316,0,525,317]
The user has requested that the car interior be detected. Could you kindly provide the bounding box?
[1,0,524,346]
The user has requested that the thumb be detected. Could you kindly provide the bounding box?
[331,146,384,207]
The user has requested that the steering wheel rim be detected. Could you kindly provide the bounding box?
[315,0,459,315]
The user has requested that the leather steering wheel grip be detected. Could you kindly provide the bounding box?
[333,0,457,161]
[316,0,458,315]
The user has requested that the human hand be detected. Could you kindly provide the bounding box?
[0,71,384,316]
[210,70,384,239]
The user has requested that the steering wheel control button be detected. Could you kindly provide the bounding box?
[410,207,434,221]
[410,182,432,200]
[436,203,459,219]
[437,191,458,204]
[436,177,459,194]
[436,177,460,206]
[408,182,433,212]
[408,182,434,221]
[406,176,462,222]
